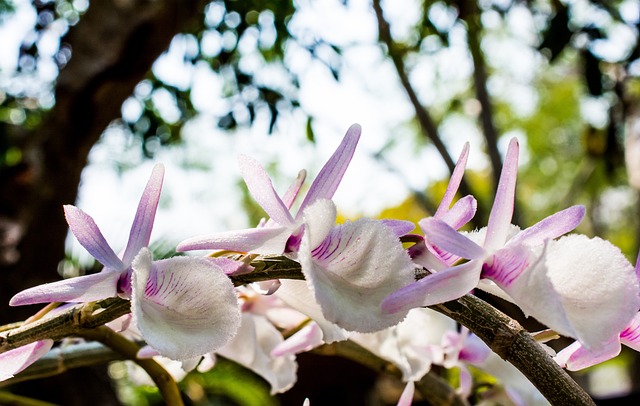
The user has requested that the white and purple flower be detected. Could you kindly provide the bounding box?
[10,164,241,360]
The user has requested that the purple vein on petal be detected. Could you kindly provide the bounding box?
[122,164,165,266]
[64,205,124,271]
[435,142,469,218]
[238,154,295,227]
[297,124,361,217]
[484,137,519,251]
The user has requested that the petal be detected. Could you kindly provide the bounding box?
[439,195,477,230]
[131,249,241,360]
[420,218,485,260]
[0,339,54,382]
[484,245,534,287]
[281,169,307,209]
[485,138,519,251]
[270,322,323,357]
[556,338,622,371]
[379,219,416,237]
[238,154,295,227]
[301,199,337,250]
[435,142,469,218]
[276,280,348,343]
[297,124,361,216]
[212,257,254,276]
[122,164,165,266]
[217,313,298,394]
[507,205,585,247]
[300,218,416,333]
[381,261,483,314]
[621,313,640,352]
[64,205,124,271]
[264,169,307,228]
[496,243,577,341]
[545,235,640,351]
[10,270,121,306]
[397,381,415,406]
[176,226,292,255]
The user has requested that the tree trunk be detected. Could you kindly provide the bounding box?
[0,0,205,402]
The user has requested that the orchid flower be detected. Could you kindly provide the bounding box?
[179,125,416,333]
[177,124,362,255]
[196,286,299,394]
[383,138,638,351]
[407,142,477,271]
[0,340,54,382]
[10,164,241,360]
[555,252,640,370]
[297,199,416,333]
[440,328,491,397]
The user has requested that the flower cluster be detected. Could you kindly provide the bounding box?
[2,124,639,403]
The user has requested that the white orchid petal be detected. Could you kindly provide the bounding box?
[397,381,415,406]
[301,218,415,333]
[217,313,297,394]
[545,235,640,351]
[0,339,54,382]
[497,243,577,340]
[270,322,323,357]
[301,199,337,250]
[276,280,348,343]
[556,338,622,371]
[10,270,121,306]
[382,261,483,314]
[176,226,292,255]
[131,249,241,360]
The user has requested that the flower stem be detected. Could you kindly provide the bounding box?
[77,326,184,406]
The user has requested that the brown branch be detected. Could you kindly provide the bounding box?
[433,296,595,406]
[0,256,595,405]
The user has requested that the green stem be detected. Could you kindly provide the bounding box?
[77,326,184,406]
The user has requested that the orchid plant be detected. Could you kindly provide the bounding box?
[1,124,639,406]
